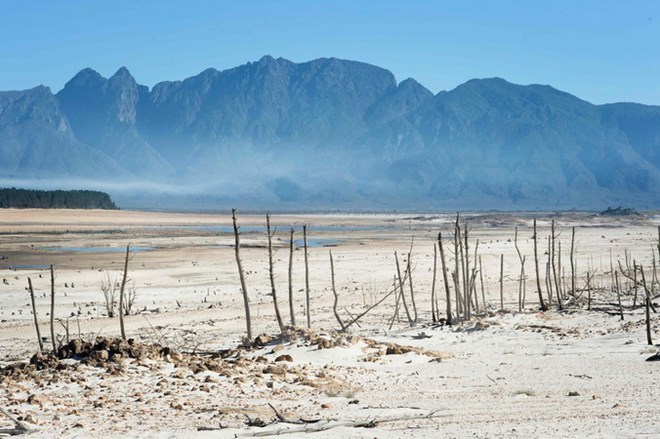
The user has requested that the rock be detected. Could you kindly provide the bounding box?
[321,403,332,409]
[30,352,59,369]
[263,365,287,376]
[27,394,46,405]
[568,391,580,397]
[254,334,273,347]
[275,354,293,362]
[386,345,403,355]
[93,349,109,361]
[205,375,220,383]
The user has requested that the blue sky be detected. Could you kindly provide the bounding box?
[1,1,659,104]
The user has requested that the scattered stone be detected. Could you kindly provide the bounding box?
[275,354,293,362]
[568,391,580,397]
[321,403,332,409]
[263,365,286,376]
[253,334,273,347]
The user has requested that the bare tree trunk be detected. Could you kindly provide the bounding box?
[633,259,638,308]
[266,214,284,332]
[479,255,486,313]
[49,265,56,353]
[499,254,504,311]
[558,241,563,301]
[407,253,418,322]
[232,209,252,341]
[389,275,402,330]
[586,270,592,311]
[27,277,43,352]
[547,236,554,305]
[453,217,462,316]
[615,270,624,321]
[288,228,296,326]
[118,245,130,340]
[570,226,576,297]
[519,257,526,311]
[514,227,524,312]
[438,233,453,325]
[431,244,438,322]
[329,250,345,331]
[646,294,653,345]
[551,220,562,309]
[303,225,311,328]
[462,226,470,320]
[640,266,653,345]
[395,251,413,326]
[533,219,547,310]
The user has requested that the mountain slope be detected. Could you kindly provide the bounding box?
[57,67,170,177]
[1,57,660,210]
[0,86,124,179]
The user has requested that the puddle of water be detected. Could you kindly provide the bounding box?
[40,246,154,253]
[293,238,341,248]
[0,264,50,270]
[158,225,389,234]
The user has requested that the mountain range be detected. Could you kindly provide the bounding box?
[1,55,659,210]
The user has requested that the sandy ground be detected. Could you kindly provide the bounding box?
[0,209,659,438]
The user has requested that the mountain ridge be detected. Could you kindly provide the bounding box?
[1,56,659,210]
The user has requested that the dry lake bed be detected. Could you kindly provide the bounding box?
[0,209,658,438]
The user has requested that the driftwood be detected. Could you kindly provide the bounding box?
[232,407,446,437]
[0,407,35,436]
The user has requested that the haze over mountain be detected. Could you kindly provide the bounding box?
[1,55,659,210]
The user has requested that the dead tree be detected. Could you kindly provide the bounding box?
[546,236,554,305]
[288,228,296,326]
[118,244,130,340]
[479,255,487,312]
[462,225,470,320]
[499,254,504,311]
[389,275,402,329]
[615,270,624,321]
[633,259,639,307]
[431,244,438,322]
[232,209,252,341]
[551,220,562,309]
[514,227,525,312]
[49,265,56,353]
[640,266,653,345]
[266,214,284,332]
[585,271,592,311]
[27,277,43,352]
[303,225,311,328]
[570,227,576,297]
[453,216,463,316]
[533,219,547,310]
[394,251,413,326]
[329,250,345,331]
[438,232,453,325]
[407,252,418,323]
